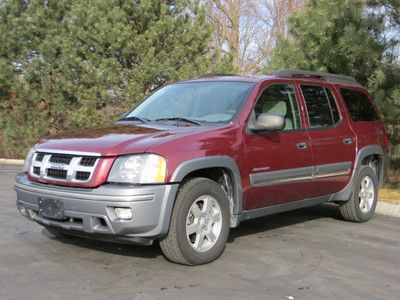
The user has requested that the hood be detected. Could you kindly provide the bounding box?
[35,123,214,156]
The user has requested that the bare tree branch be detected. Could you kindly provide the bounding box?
[205,0,307,73]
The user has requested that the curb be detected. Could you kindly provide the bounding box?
[376,201,400,218]
[0,158,24,165]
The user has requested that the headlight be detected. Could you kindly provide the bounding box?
[22,147,36,173]
[108,154,167,184]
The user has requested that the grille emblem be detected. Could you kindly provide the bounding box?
[49,163,66,169]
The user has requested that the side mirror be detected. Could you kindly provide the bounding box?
[250,113,285,132]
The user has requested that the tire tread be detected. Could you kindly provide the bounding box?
[159,177,229,265]
[339,166,378,223]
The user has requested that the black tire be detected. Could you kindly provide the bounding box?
[339,166,378,222]
[159,177,230,265]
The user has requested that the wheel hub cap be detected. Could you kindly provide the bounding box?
[358,176,374,213]
[186,195,222,252]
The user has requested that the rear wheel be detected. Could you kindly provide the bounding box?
[339,166,378,222]
[159,178,230,265]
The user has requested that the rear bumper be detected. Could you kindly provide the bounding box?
[14,173,179,244]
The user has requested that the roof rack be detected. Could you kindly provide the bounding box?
[269,70,360,86]
[196,73,238,78]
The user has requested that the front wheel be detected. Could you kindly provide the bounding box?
[160,178,230,265]
[339,166,378,222]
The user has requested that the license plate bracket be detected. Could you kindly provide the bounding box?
[38,198,65,220]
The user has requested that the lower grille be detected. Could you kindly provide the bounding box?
[33,166,40,176]
[47,168,68,180]
[76,171,90,181]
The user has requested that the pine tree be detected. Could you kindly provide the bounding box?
[266,0,386,85]
[0,0,230,158]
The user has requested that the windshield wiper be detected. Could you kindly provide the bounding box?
[155,117,201,126]
[120,116,150,123]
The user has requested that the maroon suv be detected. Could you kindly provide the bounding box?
[15,70,389,265]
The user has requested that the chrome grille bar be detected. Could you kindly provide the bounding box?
[30,151,99,183]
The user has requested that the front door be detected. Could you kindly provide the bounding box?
[244,82,314,210]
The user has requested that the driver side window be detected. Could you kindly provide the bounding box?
[254,84,301,130]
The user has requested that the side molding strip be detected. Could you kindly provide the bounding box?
[314,162,352,178]
[250,161,352,188]
[250,166,314,187]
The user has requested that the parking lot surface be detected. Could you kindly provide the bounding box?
[1,165,399,300]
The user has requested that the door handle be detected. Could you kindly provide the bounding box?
[296,142,308,150]
[343,138,353,145]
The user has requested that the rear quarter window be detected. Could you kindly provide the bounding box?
[340,89,378,122]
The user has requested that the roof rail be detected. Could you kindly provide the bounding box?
[269,70,360,86]
[196,73,238,78]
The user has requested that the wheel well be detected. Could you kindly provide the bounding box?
[361,154,382,184]
[180,167,236,216]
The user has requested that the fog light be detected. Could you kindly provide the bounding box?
[114,207,133,220]
[17,203,27,216]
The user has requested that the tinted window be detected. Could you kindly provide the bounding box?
[340,89,378,121]
[301,85,335,128]
[254,84,301,130]
[325,88,341,124]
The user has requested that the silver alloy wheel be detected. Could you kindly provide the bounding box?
[358,176,375,213]
[186,195,222,252]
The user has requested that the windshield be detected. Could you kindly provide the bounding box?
[126,81,255,123]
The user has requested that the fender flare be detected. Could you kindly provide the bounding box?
[170,156,243,216]
[332,145,385,201]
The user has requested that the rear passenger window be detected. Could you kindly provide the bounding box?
[301,85,340,128]
[340,89,378,121]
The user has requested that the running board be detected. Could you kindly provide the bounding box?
[234,194,332,226]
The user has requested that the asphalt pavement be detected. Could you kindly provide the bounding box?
[1,165,399,300]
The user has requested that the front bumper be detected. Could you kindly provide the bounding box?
[15,173,179,244]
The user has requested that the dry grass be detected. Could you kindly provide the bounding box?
[379,188,400,205]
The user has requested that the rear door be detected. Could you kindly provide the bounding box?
[244,81,314,210]
[299,83,356,197]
